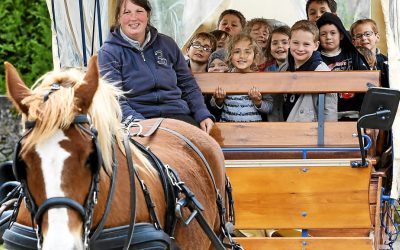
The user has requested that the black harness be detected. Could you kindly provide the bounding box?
[7,85,240,250]
[12,114,104,249]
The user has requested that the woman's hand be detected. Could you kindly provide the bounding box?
[213,86,226,106]
[200,118,214,134]
[249,86,262,108]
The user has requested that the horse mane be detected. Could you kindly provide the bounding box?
[20,68,152,175]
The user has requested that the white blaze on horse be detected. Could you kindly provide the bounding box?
[4,56,235,250]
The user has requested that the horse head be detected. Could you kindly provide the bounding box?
[5,56,120,249]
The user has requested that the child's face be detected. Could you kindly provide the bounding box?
[319,24,343,52]
[218,14,242,36]
[230,40,255,72]
[208,58,229,72]
[352,23,380,52]
[290,30,319,67]
[307,1,332,23]
[186,37,213,64]
[249,23,269,49]
[216,34,230,50]
[270,33,289,64]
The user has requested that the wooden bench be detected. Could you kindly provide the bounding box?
[195,71,383,250]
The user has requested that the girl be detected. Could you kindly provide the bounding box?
[264,25,291,121]
[265,25,291,72]
[210,34,273,122]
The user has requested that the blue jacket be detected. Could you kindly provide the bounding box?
[97,26,212,123]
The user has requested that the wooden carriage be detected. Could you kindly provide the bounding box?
[196,70,396,250]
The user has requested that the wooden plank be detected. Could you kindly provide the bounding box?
[234,237,373,250]
[227,165,372,229]
[374,176,383,250]
[210,122,359,148]
[195,71,380,94]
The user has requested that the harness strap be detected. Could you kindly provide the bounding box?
[89,143,118,241]
[142,118,164,137]
[35,197,85,224]
[130,139,175,235]
[122,135,137,250]
[156,126,240,249]
[154,126,219,195]
[125,140,163,230]
[165,165,225,250]
[225,176,235,225]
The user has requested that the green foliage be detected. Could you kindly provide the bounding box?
[0,0,53,94]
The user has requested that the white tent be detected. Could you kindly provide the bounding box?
[46,0,400,198]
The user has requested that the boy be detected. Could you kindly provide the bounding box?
[306,0,337,23]
[210,30,231,50]
[186,32,217,73]
[217,9,246,36]
[317,13,369,121]
[350,19,389,87]
[280,20,337,122]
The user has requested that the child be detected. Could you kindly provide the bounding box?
[206,50,229,121]
[316,13,369,120]
[265,25,291,72]
[208,49,229,73]
[210,30,231,50]
[306,0,337,23]
[264,25,291,122]
[317,13,369,71]
[186,32,217,73]
[280,20,337,122]
[210,34,273,122]
[245,18,274,71]
[350,18,389,87]
[217,9,246,36]
[356,46,377,70]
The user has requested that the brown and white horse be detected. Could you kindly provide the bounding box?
[4,56,227,250]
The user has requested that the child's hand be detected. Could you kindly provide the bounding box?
[213,86,226,106]
[249,86,262,108]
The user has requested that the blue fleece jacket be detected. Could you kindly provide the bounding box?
[97,26,212,123]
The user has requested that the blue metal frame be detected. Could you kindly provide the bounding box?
[222,134,372,159]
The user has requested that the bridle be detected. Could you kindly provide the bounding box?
[12,114,104,249]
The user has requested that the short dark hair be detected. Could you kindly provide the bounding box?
[217,9,246,29]
[188,32,217,52]
[210,30,231,41]
[112,0,152,30]
[306,0,337,18]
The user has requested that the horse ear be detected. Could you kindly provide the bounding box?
[4,62,32,115]
[75,55,99,113]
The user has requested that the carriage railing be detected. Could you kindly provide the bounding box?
[221,134,372,159]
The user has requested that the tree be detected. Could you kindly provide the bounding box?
[0,0,52,94]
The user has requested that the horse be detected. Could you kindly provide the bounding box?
[4,56,232,250]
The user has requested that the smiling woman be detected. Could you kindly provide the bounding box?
[98,0,215,133]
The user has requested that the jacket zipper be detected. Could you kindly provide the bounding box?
[140,51,146,61]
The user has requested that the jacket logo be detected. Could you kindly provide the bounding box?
[155,50,167,65]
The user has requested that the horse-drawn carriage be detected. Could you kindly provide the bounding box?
[1,0,400,249]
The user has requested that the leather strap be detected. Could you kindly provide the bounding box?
[89,143,118,241]
[35,197,85,224]
[122,135,137,250]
